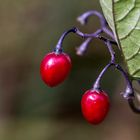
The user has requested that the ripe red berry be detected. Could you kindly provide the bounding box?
[40,52,71,87]
[81,89,109,124]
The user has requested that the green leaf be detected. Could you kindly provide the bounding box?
[100,0,140,79]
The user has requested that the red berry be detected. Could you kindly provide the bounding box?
[81,89,109,124]
[40,52,71,87]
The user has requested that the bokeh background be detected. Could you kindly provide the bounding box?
[0,0,140,140]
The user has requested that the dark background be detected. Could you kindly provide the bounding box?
[0,0,140,140]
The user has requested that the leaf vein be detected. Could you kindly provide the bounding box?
[116,0,135,22]
[132,68,140,76]
[101,0,112,12]
[120,14,140,40]
[127,47,140,61]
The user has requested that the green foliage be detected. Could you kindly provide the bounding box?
[100,0,140,79]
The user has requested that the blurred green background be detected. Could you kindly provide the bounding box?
[0,0,140,140]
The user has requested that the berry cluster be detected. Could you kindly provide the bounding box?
[40,11,140,125]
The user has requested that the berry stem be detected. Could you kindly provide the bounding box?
[55,10,117,55]
[114,65,140,113]
[76,11,140,113]
[106,40,115,63]
[128,98,140,114]
[75,28,117,45]
[97,35,117,45]
[55,27,77,54]
[75,28,103,38]
[114,64,134,99]
[75,10,117,55]
[93,63,112,90]
[102,27,115,40]
[75,30,117,56]
[92,40,115,90]
[77,10,115,40]
[54,26,117,55]
[76,37,92,55]
[77,10,107,27]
